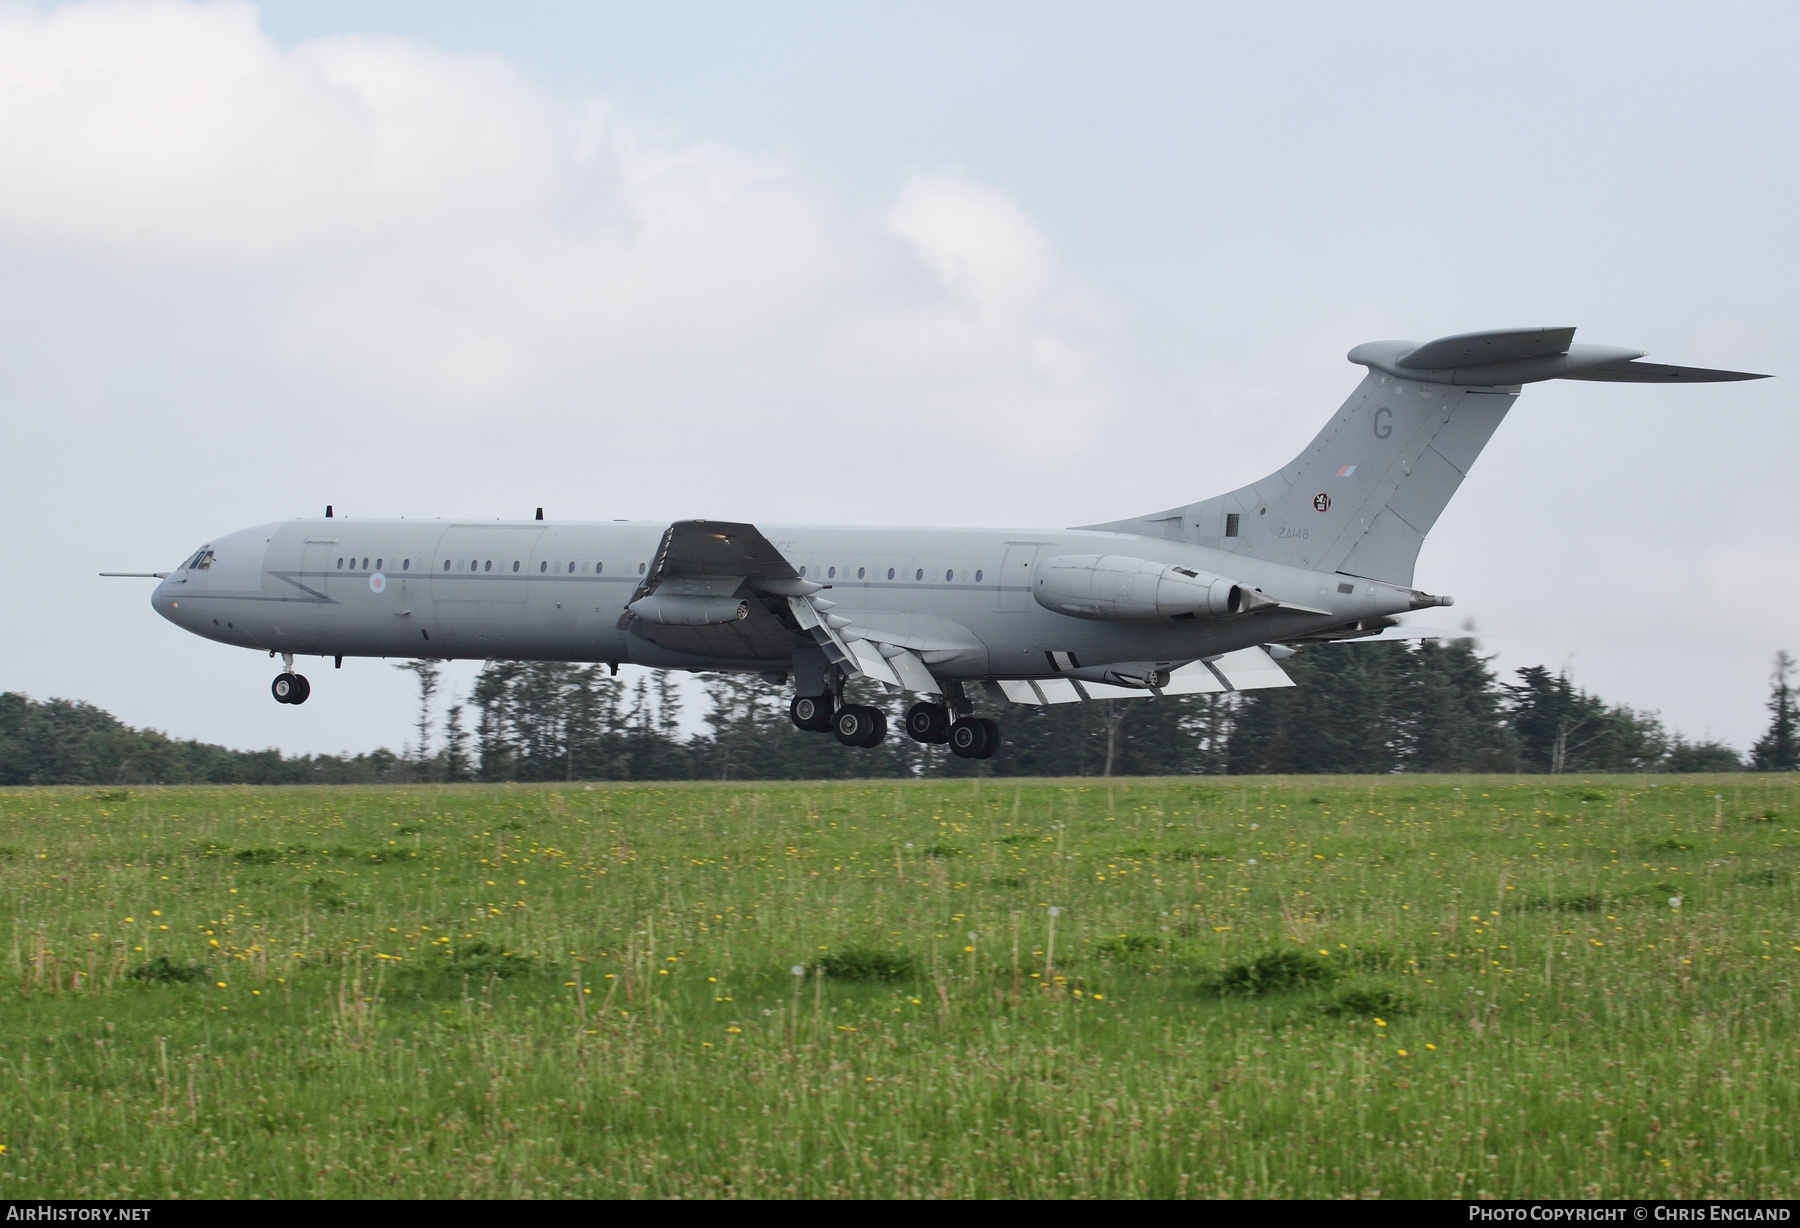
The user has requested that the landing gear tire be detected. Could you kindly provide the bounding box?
[834,705,885,748]
[272,673,310,705]
[948,716,992,759]
[904,701,950,744]
[975,717,1000,759]
[790,693,836,732]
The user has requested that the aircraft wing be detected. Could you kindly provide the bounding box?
[619,520,948,693]
[619,520,812,662]
[986,646,1294,706]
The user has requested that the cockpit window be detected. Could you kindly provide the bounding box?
[184,549,215,571]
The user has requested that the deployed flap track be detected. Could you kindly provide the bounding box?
[987,645,1294,706]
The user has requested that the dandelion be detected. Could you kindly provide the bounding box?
[1669,897,1682,909]
[1426,1044,1436,1050]
[1397,1049,1408,1056]
[215,981,226,989]
[726,1026,741,1034]
[1374,1018,1387,1027]
[1093,994,1104,1000]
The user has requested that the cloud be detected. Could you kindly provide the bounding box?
[0,0,1121,464]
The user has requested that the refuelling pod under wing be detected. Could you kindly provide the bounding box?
[1033,554,1277,622]
[627,593,749,626]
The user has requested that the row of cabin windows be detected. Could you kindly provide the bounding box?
[440,559,646,574]
[797,565,983,583]
[335,557,647,575]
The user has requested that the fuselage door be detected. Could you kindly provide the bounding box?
[292,533,341,639]
[997,543,1041,611]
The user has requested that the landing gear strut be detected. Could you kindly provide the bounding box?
[272,653,310,705]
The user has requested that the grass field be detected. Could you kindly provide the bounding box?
[1,774,1796,1199]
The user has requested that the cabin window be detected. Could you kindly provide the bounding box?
[1225,513,1240,538]
[857,567,865,579]
[596,562,603,574]
[945,569,954,581]
[484,560,492,572]
[362,558,369,569]
[337,558,344,569]
[443,560,451,571]
[567,562,575,574]
[975,570,983,582]
[915,568,923,581]
[402,559,410,571]
[540,561,548,573]
[827,566,836,579]
[375,559,382,570]
[638,563,646,574]
[799,566,807,577]
[887,568,895,580]
[512,560,520,572]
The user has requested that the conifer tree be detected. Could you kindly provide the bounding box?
[1750,650,1798,771]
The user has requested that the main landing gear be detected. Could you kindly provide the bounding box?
[789,691,889,748]
[271,653,311,705]
[906,701,999,759]
[789,679,1000,757]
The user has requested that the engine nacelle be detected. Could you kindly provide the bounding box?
[628,593,750,626]
[1033,554,1277,622]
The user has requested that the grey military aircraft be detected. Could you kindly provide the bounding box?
[110,327,1764,759]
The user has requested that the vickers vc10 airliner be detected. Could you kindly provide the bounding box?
[111,328,1765,759]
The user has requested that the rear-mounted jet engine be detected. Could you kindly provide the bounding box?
[1032,554,1277,622]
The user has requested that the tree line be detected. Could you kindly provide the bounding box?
[3,643,1793,786]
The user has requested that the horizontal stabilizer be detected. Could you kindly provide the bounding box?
[1561,360,1769,383]
[1351,327,1770,386]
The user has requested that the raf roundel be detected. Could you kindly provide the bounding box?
[1312,492,1331,513]
[369,572,386,594]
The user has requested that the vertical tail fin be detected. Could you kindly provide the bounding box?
[1082,328,1766,586]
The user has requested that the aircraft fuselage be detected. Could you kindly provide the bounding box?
[152,518,1420,678]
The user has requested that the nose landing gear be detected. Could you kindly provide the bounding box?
[272,653,311,705]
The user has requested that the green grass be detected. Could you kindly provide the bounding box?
[1,774,1797,1198]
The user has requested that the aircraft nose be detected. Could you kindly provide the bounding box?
[151,579,180,623]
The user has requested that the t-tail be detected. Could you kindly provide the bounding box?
[1083,326,1768,586]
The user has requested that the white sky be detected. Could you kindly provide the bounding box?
[1,1,1795,757]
